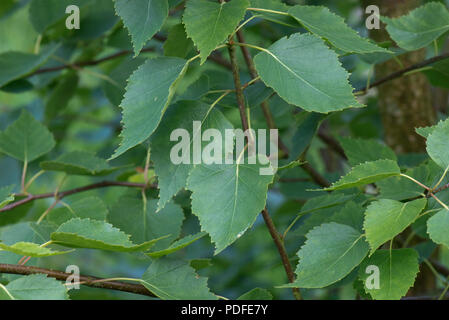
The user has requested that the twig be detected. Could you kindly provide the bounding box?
[0,181,155,213]
[0,264,155,297]
[261,208,302,300]
[356,52,449,94]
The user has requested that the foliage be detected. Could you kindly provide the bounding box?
[1,0,449,301]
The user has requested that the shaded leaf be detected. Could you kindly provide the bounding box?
[339,137,397,166]
[146,232,207,258]
[108,194,184,251]
[238,288,273,300]
[0,110,55,162]
[41,151,123,176]
[141,258,217,300]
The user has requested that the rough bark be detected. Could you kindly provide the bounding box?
[365,0,436,153]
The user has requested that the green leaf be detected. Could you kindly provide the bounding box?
[364,199,427,253]
[114,0,168,56]
[377,163,430,201]
[141,258,217,300]
[382,2,449,51]
[108,194,184,251]
[151,100,233,211]
[0,185,15,209]
[111,57,189,159]
[187,157,274,254]
[0,242,73,257]
[295,193,356,220]
[146,232,207,258]
[102,56,145,106]
[427,209,449,248]
[249,0,301,27]
[358,249,419,300]
[41,151,123,176]
[284,223,369,288]
[0,44,59,88]
[2,274,68,300]
[238,288,273,300]
[422,59,449,89]
[50,218,165,252]
[183,0,250,64]
[0,110,55,162]
[323,159,401,191]
[254,33,362,113]
[426,118,449,170]
[330,201,365,232]
[339,138,397,166]
[164,23,194,58]
[46,196,108,226]
[288,5,387,54]
[45,72,78,120]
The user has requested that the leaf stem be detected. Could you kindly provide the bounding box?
[247,7,290,16]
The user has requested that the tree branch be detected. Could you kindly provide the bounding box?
[0,264,154,297]
[261,208,302,300]
[0,181,155,213]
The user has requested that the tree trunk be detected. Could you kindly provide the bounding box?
[362,0,437,296]
[364,0,436,153]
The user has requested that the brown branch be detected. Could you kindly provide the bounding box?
[317,129,347,160]
[228,43,250,132]
[0,264,154,297]
[236,30,289,155]
[261,208,302,300]
[0,181,155,213]
[27,47,156,77]
[356,52,449,94]
[26,34,231,79]
[228,36,301,300]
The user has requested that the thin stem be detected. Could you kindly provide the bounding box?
[21,161,28,193]
[400,173,431,191]
[228,42,250,132]
[24,170,45,191]
[433,165,449,191]
[261,208,302,300]
[0,181,156,213]
[0,264,155,297]
[356,52,449,94]
[247,7,290,16]
[430,193,449,210]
